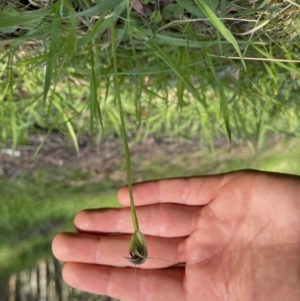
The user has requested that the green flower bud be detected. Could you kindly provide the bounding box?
[124,230,148,265]
[150,10,162,23]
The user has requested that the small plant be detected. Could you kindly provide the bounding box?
[111,17,148,264]
[0,0,299,151]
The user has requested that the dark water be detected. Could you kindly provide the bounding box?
[1,256,118,301]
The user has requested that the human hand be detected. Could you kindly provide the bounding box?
[52,170,300,301]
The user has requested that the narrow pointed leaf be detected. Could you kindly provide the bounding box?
[133,29,206,109]
[71,0,124,18]
[43,6,61,103]
[194,0,246,70]
[0,7,52,28]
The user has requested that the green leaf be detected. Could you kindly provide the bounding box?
[150,10,162,23]
[219,87,231,144]
[194,0,246,70]
[202,45,231,144]
[207,0,220,11]
[0,8,19,33]
[175,0,205,18]
[220,0,226,19]
[86,0,126,45]
[62,0,77,56]
[43,5,61,103]
[162,4,184,19]
[283,0,300,9]
[0,31,49,46]
[0,7,52,28]
[133,28,206,109]
[70,0,124,18]
[0,27,17,34]
[52,100,79,155]
[89,48,103,145]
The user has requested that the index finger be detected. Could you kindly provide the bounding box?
[118,175,225,206]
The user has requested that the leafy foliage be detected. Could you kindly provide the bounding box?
[0,0,299,150]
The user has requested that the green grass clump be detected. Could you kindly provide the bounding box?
[0,0,299,150]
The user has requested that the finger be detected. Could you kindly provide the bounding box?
[118,175,224,206]
[75,204,201,237]
[52,232,186,269]
[62,263,186,301]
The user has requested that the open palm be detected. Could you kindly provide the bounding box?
[52,170,300,301]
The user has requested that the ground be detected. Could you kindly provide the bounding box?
[1,130,289,188]
[0,131,234,183]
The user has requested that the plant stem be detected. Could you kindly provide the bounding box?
[111,19,139,232]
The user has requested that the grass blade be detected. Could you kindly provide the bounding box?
[203,46,231,144]
[62,0,77,57]
[111,19,139,232]
[175,0,206,18]
[53,99,79,155]
[43,3,61,103]
[0,7,52,28]
[194,0,246,70]
[133,28,206,109]
[86,0,126,45]
[284,0,300,8]
[126,0,142,126]
[70,0,124,18]
[89,47,103,145]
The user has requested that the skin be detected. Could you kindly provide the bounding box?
[52,170,300,301]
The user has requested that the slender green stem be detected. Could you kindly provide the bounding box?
[111,19,139,232]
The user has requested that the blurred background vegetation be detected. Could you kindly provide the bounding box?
[0,0,300,300]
